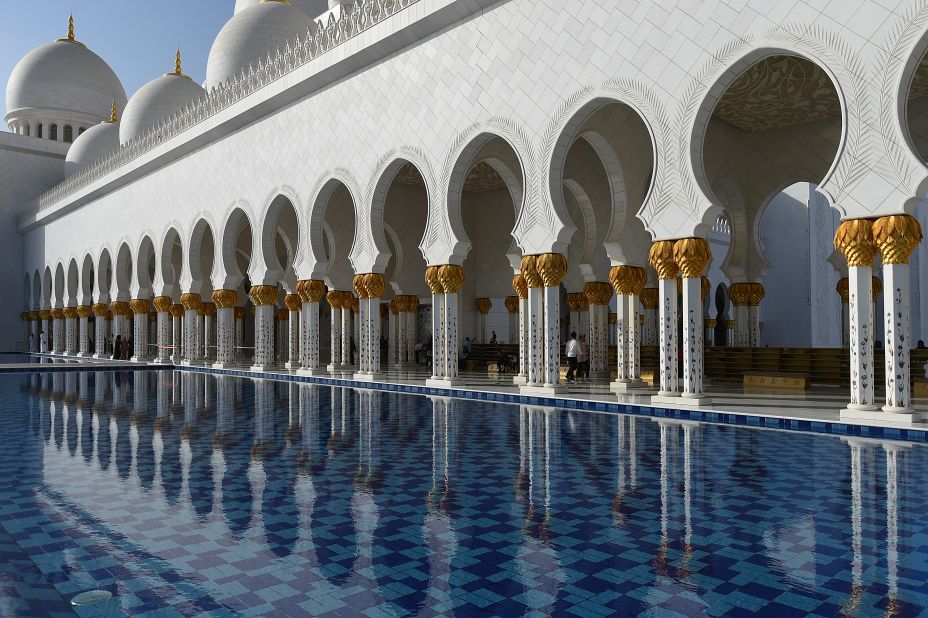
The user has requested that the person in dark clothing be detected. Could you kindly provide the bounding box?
[113,335,122,360]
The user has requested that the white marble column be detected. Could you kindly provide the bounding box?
[443,293,458,381]
[297,280,325,375]
[641,289,658,346]
[526,285,543,386]
[285,293,301,370]
[874,215,923,418]
[93,305,107,357]
[426,265,463,387]
[64,310,76,354]
[53,311,64,354]
[131,299,151,361]
[649,242,679,400]
[673,239,712,404]
[196,312,206,362]
[181,293,201,365]
[836,220,878,419]
[77,307,90,356]
[430,290,443,380]
[528,254,566,393]
[514,276,528,385]
[327,291,344,370]
[152,297,172,364]
[250,285,277,371]
[585,283,610,381]
[212,290,238,369]
[343,300,355,368]
[171,306,183,362]
[681,277,708,402]
[611,265,646,393]
[234,307,245,362]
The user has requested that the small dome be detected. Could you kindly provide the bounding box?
[120,54,206,144]
[64,118,119,176]
[5,18,127,130]
[206,1,315,91]
[235,0,329,18]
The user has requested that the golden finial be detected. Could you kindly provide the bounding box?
[57,14,85,46]
[165,48,191,79]
[106,100,118,124]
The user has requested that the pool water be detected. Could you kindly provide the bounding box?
[1,370,927,616]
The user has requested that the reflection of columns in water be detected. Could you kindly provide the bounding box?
[423,396,459,612]
[884,443,903,614]
[215,376,235,438]
[132,371,149,419]
[155,373,171,428]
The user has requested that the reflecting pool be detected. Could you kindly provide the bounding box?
[1,370,927,616]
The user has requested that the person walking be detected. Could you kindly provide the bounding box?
[39,330,48,353]
[577,334,589,382]
[565,331,579,383]
[28,333,35,353]
[113,335,122,360]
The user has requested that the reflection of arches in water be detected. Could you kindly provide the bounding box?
[136,421,156,492]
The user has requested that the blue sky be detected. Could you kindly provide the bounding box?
[0,1,232,120]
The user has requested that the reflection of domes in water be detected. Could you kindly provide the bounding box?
[206,1,316,90]
[64,103,119,176]
[120,52,206,144]
[5,17,127,131]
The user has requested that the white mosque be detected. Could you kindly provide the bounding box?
[4,0,928,423]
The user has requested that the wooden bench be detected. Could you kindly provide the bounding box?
[743,371,810,390]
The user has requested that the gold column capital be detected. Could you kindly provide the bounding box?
[520,255,543,288]
[640,288,659,309]
[249,285,278,307]
[389,298,399,314]
[109,301,130,317]
[353,274,369,299]
[39,309,51,320]
[609,265,646,296]
[297,279,326,303]
[673,237,712,278]
[475,297,492,314]
[233,306,247,320]
[512,274,528,299]
[425,266,444,295]
[648,241,678,280]
[63,307,79,319]
[91,304,108,317]
[276,308,289,321]
[701,276,711,299]
[535,253,567,287]
[170,304,184,318]
[180,292,202,312]
[364,273,386,298]
[584,281,612,306]
[130,299,152,315]
[504,296,519,313]
[836,277,849,303]
[211,290,238,309]
[200,302,216,317]
[326,289,344,309]
[834,218,876,267]
[284,293,302,312]
[565,293,580,311]
[153,296,173,313]
[873,214,923,265]
[438,265,464,294]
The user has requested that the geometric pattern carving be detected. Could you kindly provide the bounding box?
[714,56,841,132]
[395,161,505,193]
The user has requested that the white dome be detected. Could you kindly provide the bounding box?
[120,72,205,144]
[206,1,315,91]
[64,121,119,176]
[235,0,329,18]
[5,32,127,129]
